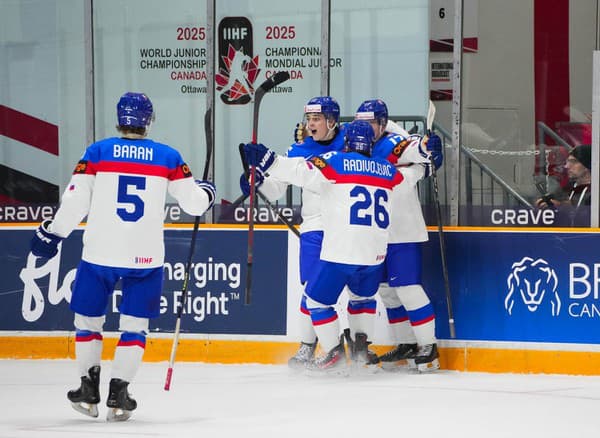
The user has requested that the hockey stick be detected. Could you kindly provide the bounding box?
[164,107,214,391]
[238,143,300,238]
[427,100,456,339]
[245,71,291,305]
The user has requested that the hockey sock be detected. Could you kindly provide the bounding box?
[397,285,436,345]
[111,332,146,383]
[308,306,340,352]
[385,306,418,344]
[346,299,377,340]
[75,330,103,377]
[299,295,317,344]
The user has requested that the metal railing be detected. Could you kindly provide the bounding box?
[536,121,574,193]
[275,115,535,225]
[371,116,534,214]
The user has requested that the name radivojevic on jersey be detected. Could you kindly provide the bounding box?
[341,157,394,177]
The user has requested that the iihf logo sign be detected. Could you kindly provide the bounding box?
[217,17,260,105]
[504,257,561,316]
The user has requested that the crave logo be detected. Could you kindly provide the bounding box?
[217,17,260,105]
[504,257,561,316]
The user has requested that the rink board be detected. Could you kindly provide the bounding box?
[1,224,600,374]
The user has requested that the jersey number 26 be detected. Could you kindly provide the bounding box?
[349,186,389,228]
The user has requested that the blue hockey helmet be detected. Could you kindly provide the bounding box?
[345,120,375,155]
[355,99,388,125]
[117,92,154,128]
[304,96,340,123]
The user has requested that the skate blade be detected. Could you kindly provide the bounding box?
[350,361,380,375]
[304,363,350,377]
[416,358,440,373]
[70,401,99,418]
[287,359,311,371]
[106,407,132,422]
[380,359,411,372]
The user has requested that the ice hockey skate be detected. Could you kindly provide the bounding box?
[106,378,137,422]
[345,331,378,371]
[412,343,440,373]
[67,365,100,418]
[306,337,347,375]
[377,343,418,371]
[288,341,317,370]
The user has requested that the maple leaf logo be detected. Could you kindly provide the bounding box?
[216,44,260,105]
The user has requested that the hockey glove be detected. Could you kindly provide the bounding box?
[242,143,277,177]
[294,122,308,144]
[419,133,443,177]
[30,219,63,258]
[239,172,264,197]
[426,133,443,169]
[196,180,216,209]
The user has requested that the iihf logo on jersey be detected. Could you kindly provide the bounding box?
[504,257,561,316]
[216,17,260,105]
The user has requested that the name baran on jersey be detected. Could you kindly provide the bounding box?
[342,158,393,177]
[113,144,154,161]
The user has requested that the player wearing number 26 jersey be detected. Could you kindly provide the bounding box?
[242,120,403,371]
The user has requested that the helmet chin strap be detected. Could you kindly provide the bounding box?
[325,119,337,140]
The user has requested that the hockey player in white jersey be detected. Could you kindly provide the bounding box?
[355,99,443,372]
[242,120,434,371]
[240,96,346,368]
[29,92,216,421]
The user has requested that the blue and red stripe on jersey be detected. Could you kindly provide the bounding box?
[310,153,403,189]
[75,137,193,181]
[117,332,146,349]
[75,330,103,342]
[407,302,435,327]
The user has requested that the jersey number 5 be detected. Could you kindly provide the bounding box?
[349,186,389,228]
[117,175,146,222]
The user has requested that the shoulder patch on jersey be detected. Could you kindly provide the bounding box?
[309,156,328,169]
[180,163,192,178]
[391,139,410,158]
[73,160,89,174]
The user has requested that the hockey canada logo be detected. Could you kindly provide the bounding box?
[504,257,561,316]
[217,17,260,105]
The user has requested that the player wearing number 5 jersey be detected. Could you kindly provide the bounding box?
[29,92,216,421]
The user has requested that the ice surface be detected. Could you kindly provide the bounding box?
[1,359,599,437]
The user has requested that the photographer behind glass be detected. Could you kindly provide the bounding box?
[536,144,591,226]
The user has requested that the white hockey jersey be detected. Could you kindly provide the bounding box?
[49,136,211,269]
[371,133,431,243]
[258,131,346,234]
[266,150,404,266]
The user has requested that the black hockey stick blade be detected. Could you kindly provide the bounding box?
[202,107,213,180]
[252,72,291,140]
[257,71,290,97]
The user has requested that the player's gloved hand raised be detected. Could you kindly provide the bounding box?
[242,143,277,176]
[239,172,264,197]
[196,180,216,209]
[294,122,308,144]
[30,219,63,258]
[422,133,443,169]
